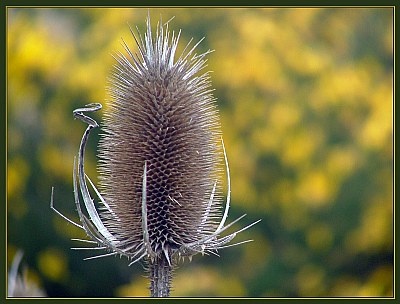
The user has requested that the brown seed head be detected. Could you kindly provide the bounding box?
[97,17,223,257]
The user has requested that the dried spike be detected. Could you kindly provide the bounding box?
[50,187,83,229]
[213,239,254,250]
[128,252,147,266]
[71,246,106,250]
[71,239,97,244]
[83,251,119,261]
[215,137,231,233]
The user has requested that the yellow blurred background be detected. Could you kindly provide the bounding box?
[7,7,393,297]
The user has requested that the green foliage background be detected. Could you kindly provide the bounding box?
[7,7,393,297]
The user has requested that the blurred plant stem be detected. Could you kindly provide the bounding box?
[149,256,172,297]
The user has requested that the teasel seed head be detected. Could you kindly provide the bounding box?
[98,16,224,259]
[51,13,260,297]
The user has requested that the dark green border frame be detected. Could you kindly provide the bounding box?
[1,1,396,303]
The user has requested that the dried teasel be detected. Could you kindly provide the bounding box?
[8,251,47,297]
[51,14,260,297]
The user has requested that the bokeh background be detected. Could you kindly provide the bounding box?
[7,7,393,297]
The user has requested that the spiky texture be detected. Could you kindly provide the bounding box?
[51,14,259,298]
[97,18,223,263]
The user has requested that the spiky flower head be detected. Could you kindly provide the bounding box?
[51,14,259,297]
[97,16,223,260]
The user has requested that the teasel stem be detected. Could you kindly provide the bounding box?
[149,256,173,297]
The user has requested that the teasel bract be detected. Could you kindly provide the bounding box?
[51,14,260,297]
[8,251,47,297]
